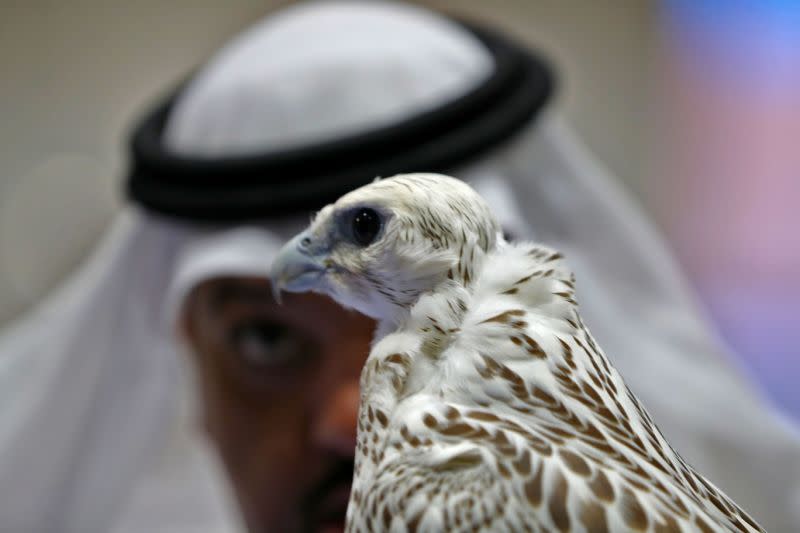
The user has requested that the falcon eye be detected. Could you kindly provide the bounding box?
[350,207,381,246]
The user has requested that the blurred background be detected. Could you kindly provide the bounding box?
[0,1,797,416]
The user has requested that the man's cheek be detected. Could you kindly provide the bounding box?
[231,411,311,532]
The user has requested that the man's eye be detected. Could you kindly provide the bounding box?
[229,321,308,368]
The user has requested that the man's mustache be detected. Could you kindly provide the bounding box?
[302,459,355,532]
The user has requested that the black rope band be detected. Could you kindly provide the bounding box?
[126,22,555,221]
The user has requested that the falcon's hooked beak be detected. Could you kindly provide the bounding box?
[270,230,329,304]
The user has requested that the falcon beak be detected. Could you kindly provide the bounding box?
[270,230,328,303]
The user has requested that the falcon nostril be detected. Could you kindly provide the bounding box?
[502,228,517,243]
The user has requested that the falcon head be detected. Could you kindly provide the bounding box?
[270,173,500,321]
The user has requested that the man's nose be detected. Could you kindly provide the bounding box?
[312,380,360,456]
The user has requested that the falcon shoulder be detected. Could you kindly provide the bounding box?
[346,241,765,533]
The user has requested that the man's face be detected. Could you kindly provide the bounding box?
[181,276,375,533]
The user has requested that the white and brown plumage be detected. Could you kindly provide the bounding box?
[271,173,765,533]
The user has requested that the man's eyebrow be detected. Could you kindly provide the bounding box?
[209,279,277,309]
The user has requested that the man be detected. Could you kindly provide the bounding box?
[1,2,798,532]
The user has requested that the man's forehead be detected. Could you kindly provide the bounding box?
[199,276,276,307]
[192,276,357,313]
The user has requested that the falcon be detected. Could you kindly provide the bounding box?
[271,173,765,532]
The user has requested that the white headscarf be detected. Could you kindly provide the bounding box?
[1,2,798,532]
